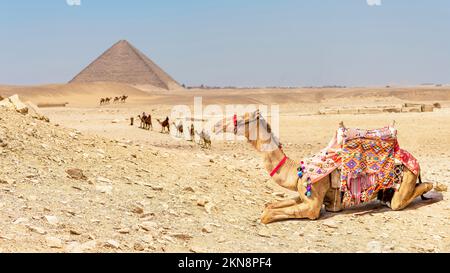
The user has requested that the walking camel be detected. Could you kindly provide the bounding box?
[214,111,433,224]
[172,121,184,137]
[138,114,153,130]
[157,117,170,133]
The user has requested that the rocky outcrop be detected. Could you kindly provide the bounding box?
[0,94,49,122]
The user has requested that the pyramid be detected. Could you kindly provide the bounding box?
[69,40,180,90]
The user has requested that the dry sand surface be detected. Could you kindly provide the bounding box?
[0,84,449,253]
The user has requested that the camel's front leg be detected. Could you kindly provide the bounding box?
[261,202,322,224]
[261,178,330,224]
[265,197,302,210]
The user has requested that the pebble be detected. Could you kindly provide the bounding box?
[27,225,47,235]
[105,240,120,249]
[44,215,59,226]
[46,236,63,249]
[202,224,213,233]
[322,220,338,229]
[134,242,145,251]
[118,228,131,234]
[197,199,208,207]
[140,221,158,231]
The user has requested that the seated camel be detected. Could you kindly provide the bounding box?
[157,117,170,133]
[214,111,433,224]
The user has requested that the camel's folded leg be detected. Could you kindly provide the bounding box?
[390,169,433,211]
[261,201,321,224]
[265,197,302,210]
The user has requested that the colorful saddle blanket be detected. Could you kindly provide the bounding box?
[302,126,420,207]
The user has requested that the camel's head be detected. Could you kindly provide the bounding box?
[213,110,281,152]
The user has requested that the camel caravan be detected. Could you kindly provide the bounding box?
[131,113,212,149]
[213,110,433,224]
[100,95,128,105]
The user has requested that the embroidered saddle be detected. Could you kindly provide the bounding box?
[301,126,420,207]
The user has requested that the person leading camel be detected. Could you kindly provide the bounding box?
[214,111,433,224]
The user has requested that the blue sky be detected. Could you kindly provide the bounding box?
[0,0,449,86]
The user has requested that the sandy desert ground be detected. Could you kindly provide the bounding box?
[0,84,449,253]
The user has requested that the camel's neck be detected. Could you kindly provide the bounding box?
[247,124,299,191]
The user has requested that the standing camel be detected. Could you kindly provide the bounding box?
[195,130,212,149]
[172,121,184,137]
[157,117,170,133]
[121,95,128,103]
[214,111,433,224]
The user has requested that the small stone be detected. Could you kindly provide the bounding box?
[118,228,131,234]
[27,225,47,235]
[134,243,145,251]
[197,199,208,207]
[70,229,82,236]
[131,204,144,214]
[183,187,195,193]
[44,215,59,226]
[96,185,113,194]
[258,229,271,238]
[367,241,383,253]
[202,224,213,233]
[322,220,338,229]
[66,169,87,180]
[13,217,29,225]
[96,177,112,184]
[190,246,207,253]
[140,221,158,231]
[46,236,63,249]
[105,240,120,249]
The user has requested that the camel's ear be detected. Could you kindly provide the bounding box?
[339,121,346,129]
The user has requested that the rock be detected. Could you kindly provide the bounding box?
[25,101,50,122]
[46,236,63,249]
[171,233,193,241]
[434,183,448,192]
[5,95,28,114]
[112,119,121,124]
[258,229,271,238]
[44,215,59,226]
[197,199,208,207]
[81,240,97,251]
[204,203,215,214]
[96,177,112,184]
[202,224,213,233]
[69,229,82,236]
[27,225,47,235]
[190,246,207,253]
[131,204,144,214]
[139,221,158,231]
[13,217,29,225]
[367,241,383,253]
[96,184,113,194]
[322,220,338,229]
[66,169,87,180]
[134,242,145,251]
[118,228,131,234]
[105,240,120,249]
